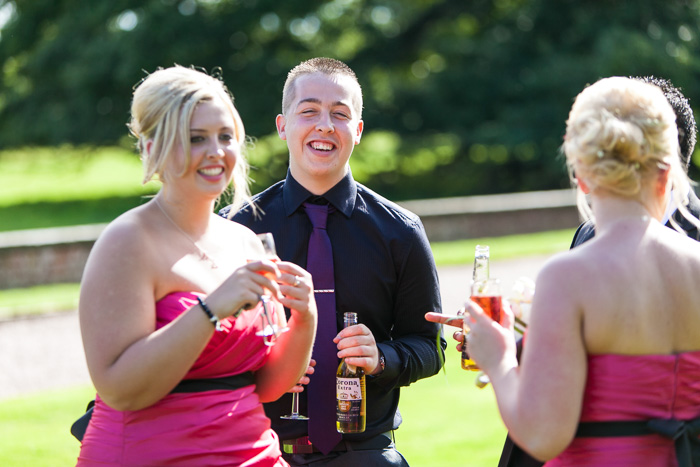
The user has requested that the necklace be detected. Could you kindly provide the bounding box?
[154,198,218,269]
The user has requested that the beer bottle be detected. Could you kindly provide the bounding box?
[336,312,366,433]
[462,245,489,370]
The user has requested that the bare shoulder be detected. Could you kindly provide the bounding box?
[211,214,265,253]
[536,249,588,293]
[91,205,157,258]
[81,204,166,292]
[529,249,592,324]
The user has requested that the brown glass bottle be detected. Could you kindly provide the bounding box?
[336,312,366,433]
[463,245,489,370]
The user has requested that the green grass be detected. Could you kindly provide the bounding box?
[398,354,507,465]
[0,146,158,232]
[430,228,576,264]
[0,361,505,466]
[0,146,158,207]
[0,283,80,320]
[0,385,95,466]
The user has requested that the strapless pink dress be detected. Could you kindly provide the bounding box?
[545,351,700,466]
[77,292,288,466]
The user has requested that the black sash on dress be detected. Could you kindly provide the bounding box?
[577,418,700,467]
[70,372,255,442]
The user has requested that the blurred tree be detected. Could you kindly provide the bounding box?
[1,0,699,199]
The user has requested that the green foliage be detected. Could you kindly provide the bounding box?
[2,0,700,199]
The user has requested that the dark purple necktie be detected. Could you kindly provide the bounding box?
[303,202,342,454]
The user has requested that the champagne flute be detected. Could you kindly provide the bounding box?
[253,233,289,344]
[252,233,307,420]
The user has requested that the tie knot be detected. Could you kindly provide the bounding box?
[303,202,329,229]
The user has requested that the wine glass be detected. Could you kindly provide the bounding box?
[280,386,308,420]
[509,276,535,336]
[253,233,289,344]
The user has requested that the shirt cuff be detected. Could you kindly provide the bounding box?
[368,343,399,386]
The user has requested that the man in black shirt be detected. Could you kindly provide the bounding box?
[222,57,445,466]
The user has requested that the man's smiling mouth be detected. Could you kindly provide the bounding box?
[310,141,334,151]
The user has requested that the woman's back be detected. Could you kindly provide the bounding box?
[570,217,700,356]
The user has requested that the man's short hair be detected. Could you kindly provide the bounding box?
[282,57,363,119]
[634,76,697,171]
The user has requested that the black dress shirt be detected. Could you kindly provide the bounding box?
[222,169,445,442]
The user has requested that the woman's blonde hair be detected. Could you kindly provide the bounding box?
[563,76,699,232]
[128,65,252,214]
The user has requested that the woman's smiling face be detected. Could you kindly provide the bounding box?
[162,97,240,199]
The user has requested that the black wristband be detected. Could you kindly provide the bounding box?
[196,296,222,331]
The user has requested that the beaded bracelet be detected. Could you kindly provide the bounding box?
[196,296,222,332]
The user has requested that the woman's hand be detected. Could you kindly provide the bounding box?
[208,259,282,319]
[275,261,316,322]
[288,359,316,393]
[254,262,317,402]
[463,298,517,374]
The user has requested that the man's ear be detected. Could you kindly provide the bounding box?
[275,114,287,141]
[354,120,364,145]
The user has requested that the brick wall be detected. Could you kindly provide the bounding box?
[0,190,581,289]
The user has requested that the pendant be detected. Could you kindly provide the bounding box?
[199,250,218,269]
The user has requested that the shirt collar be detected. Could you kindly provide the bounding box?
[282,169,357,218]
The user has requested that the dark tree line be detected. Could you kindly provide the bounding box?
[2,0,700,199]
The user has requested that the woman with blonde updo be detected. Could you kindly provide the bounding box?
[76,65,317,466]
[429,77,700,465]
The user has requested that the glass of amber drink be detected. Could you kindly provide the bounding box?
[462,278,502,371]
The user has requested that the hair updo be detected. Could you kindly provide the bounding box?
[563,76,691,222]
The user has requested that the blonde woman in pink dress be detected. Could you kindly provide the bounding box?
[428,77,700,466]
[76,66,317,466]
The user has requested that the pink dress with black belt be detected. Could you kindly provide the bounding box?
[545,351,700,466]
[77,292,288,467]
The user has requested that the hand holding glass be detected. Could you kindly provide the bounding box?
[252,233,289,344]
[255,232,308,421]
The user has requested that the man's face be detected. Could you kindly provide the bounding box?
[276,72,363,193]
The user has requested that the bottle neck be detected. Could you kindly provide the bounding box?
[343,313,358,328]
[472,255,490,282]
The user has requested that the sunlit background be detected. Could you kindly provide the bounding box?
[2,0,699,203]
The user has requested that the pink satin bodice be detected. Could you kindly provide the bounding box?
[546,351,700,466]
[77,292,287,467]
